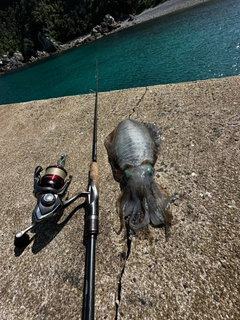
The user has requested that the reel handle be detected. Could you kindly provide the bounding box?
[14,223,36,247]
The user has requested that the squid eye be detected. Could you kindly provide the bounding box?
[124,169,131,181]
[145,164,153,176]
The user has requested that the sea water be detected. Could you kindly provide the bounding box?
[0,0,239,105]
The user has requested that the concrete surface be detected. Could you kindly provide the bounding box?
[0,76,239,319]
[134,0,212,23]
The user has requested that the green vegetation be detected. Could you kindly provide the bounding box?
[0,0,167,57]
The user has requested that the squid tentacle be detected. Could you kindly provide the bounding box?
[122,194,139,218]
[117,165,174,237]
[116,188,131,234]
[129,198,150,232]
[148,181,175,238]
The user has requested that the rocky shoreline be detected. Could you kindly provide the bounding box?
[0,0,212,75]
[0,14,124,74]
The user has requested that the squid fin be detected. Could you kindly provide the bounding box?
[104,129,124,184]
[144,122,161,165]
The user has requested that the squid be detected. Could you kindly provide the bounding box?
[104,119,175,238]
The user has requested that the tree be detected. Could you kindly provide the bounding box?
[0,0,168,57]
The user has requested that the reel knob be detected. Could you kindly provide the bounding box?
[42,193,55,206]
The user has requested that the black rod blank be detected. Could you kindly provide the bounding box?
[92,64,98,163]
[83,63,99,320]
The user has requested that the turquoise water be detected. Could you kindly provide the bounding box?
[0,0,239,105]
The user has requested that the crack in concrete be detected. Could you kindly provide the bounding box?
[115,230,132,320]
[115,87,148,318]
[129,87,148,118]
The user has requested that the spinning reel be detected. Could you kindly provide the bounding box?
[14,154,88,246]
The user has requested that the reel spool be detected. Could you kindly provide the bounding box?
[40,165,67,189]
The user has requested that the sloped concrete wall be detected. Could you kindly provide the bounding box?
[0,76,239,319]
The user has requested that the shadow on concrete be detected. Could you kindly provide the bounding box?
[14,203,85,256]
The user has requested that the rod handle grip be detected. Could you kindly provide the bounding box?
[90,162,99,193]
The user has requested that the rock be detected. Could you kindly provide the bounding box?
[0,52,25,73]
[0,59,23,73]
[23,47,38,61]
[128,14,135,21]
[0,55,10,65]
[0,49,45,73]
[13,52,24,62]
[91,25,102,38]
[36,50,49,59]
[104,14,115,25]
[100,21,109,33]
[103,15,120,31]
[92,15,120,37]
[38,32,58,53]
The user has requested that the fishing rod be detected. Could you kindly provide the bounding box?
[82,64,99,320]
[14,64,99,319]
